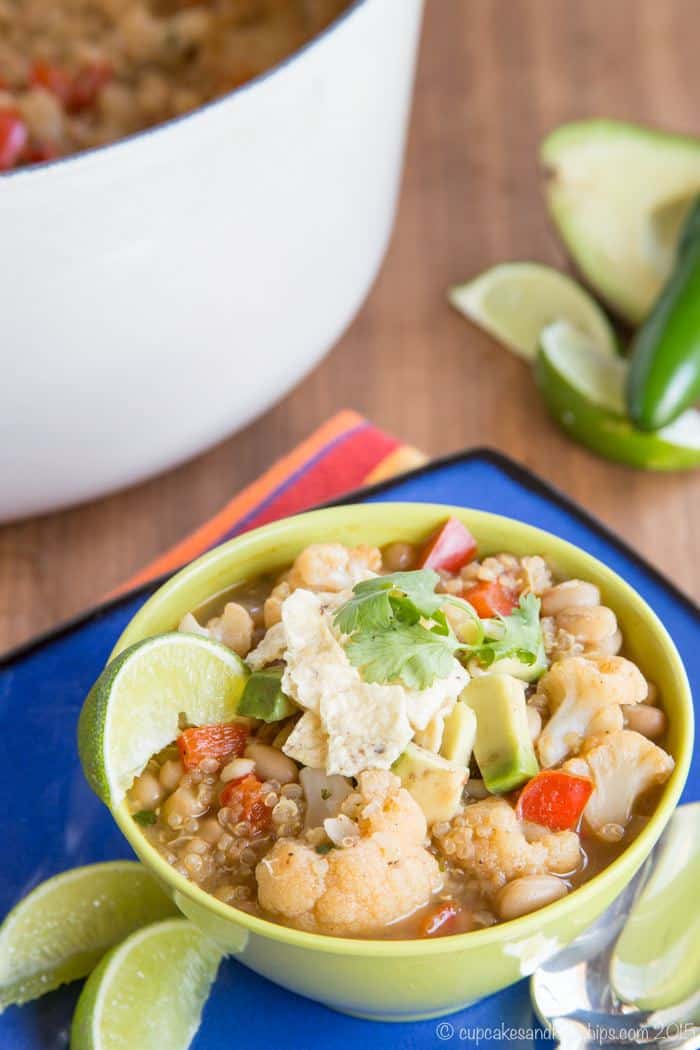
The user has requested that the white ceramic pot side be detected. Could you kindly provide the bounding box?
[0,0,424,521]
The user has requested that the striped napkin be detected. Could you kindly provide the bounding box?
[116,410,425,595]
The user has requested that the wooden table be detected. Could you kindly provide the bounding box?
[2,0,699,655]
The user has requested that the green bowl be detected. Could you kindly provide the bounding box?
[108,503,693,1021]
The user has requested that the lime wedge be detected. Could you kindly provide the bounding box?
[535,321,700,470]
[0,862,177,1011]
[71,919,222,1050]
[78,632,249,806]
[448,262,617,360]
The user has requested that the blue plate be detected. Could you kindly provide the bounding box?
[1,450,697,1050]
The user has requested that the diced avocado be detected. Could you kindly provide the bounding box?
[393,743,466,824]
[440,702,477,767]
[237,666,297,723]
[469,640,547,684]
[462,674,539,793]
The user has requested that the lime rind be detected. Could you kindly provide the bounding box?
[71,919,222,1050]
[536,321,700,470]
[0,862,177,1011]
[448,261,618,360]
[78,632,248,806]
[539,322,627,413]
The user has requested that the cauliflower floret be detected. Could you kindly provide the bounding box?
[563,730,674,842]
[520,555,553,596]
[288,543,381,593]
[245,621,286,671]
[434,797,581,894]
[262,541,380,628]
[178,601,253,657]
[536,656,647,767]
[256,840,329,919]
[347,769,428,843]
[256,771,441,935]
[263,577,291,628]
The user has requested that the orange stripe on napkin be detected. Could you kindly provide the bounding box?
[112,411,425,596]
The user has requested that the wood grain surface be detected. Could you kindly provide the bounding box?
[2,0,699,655]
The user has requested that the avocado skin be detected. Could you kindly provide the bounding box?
[628,197,700,430]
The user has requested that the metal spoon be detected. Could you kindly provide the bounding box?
[530,803,700,1049]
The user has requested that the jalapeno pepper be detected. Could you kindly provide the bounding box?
[627,196,700,430]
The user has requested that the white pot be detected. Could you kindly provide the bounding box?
[0,0,424,521]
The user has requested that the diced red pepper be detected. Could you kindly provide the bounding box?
[29,60,74,106]
[29,58,111,113]
[177,722,248,770]
[419,518,478,574]
[68,60,112,112]
[463,580,518,618]
[420,901,461,937]
[0,109,28,171]
[220,773,272,836]
[517,771,593,831]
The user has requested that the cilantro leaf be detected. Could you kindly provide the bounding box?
[334,581,394,634]
[346,623,461,690]
[472,593,543,667]
[336,569,545,690]
[384,570,444,615]
[333,570,442,636]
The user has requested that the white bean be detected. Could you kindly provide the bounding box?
[497,875,568,921]
[161,785,207,824]
[197,817,223,844]
[556,605,617,644]
[244,742,298,784]
[128,771,163,810]
[159,758,184,792]
[207,602,254,657]
[644,681,659,706]
[622,704,667,740]
[541,580,600,616]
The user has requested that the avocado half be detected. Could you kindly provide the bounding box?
[541,119,700,324]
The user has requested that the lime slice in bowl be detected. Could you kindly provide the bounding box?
[0,862,177,1011]
[71,919,222,1050]
[448,262,618,360]
[78,632,249,806]
[535,320,700,470]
